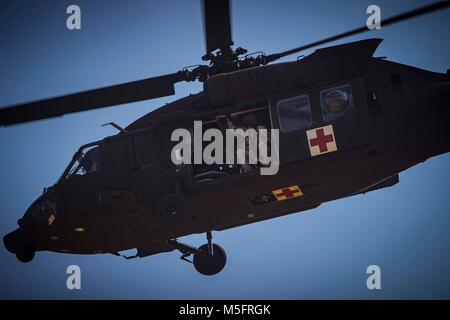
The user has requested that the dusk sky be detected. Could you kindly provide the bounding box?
[0,0,449,299]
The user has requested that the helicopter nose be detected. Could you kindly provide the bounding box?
[3,228,25,254]
[3,230,21,254]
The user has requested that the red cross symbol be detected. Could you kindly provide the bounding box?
[272,185,303,201]
[306,125,337,157]
[309,128,334,152]
[278,188,296,198]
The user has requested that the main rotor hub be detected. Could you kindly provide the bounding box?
[186,46,277,82]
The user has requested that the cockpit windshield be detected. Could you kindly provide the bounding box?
[63,144,102,180]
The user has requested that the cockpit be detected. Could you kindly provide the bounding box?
[60,143,102,181]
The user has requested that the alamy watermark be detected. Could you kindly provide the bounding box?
[367,5,381,30]
[171,121,280,175]
[66,265,81,290]
[66,5,81,30]
[366,265,381,290]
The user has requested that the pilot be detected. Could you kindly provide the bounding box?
[81,148,100,174]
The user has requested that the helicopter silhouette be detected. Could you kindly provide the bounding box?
[2,0,449,275]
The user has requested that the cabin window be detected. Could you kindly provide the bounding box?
[277,95,312,132]
[320,84,354,122]
[65,145,102,179]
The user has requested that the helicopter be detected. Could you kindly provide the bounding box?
[2,0,450,276]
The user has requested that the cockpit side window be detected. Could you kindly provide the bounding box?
[277,95,312,133]
[66,145,102,179]
[320,84,354,122]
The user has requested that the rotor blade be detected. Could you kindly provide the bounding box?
[0,71,187,126]
[203,0,233,53]
[269,1,450,62]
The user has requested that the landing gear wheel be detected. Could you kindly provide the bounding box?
[15,245,35,263]
[193,244,227,276]
[169,232,227,276]
[157,193,188,226]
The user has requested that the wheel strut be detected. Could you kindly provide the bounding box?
[168,231,215,263]
[167,239,198,264]
[206,231,213,256]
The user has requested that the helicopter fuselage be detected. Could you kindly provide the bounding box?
[4,39,450,261]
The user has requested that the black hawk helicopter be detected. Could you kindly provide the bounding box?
[2,1,450,275]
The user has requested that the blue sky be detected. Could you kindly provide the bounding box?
[0,0,449,299]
